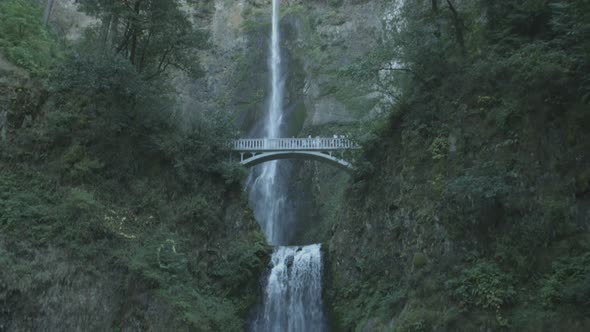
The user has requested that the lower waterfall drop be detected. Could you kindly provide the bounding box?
[253,245,325,332]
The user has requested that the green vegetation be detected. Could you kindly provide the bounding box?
[0,0,63,74]
[326,0,590,331]
[3,0,590,330]
[447,261,515,325]
[0,0,267,330]
[75,0,208,79]
[540,252,590,310]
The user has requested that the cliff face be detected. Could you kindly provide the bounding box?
[323,105,590,331]
[0,240,180,331]
[179,0,397,246]
[186,0,397,131]
[315,2,590,331]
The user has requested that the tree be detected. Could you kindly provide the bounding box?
[445,0,465,56]
[0,111,7,143]
[43,0,55,26]
[75,0,209,79]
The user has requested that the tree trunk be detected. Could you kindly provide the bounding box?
[100,15,113,49]
[0,111,7,144]
[129,0,142,65]
[446,0,466,56]
[43,0,55,26]
[110,14,120,48]
[432,0,441,37]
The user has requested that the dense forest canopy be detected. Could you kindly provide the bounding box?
[74,0,208,78]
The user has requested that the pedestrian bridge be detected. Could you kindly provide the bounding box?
[230,138,359,171]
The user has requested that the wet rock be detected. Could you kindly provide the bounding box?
[285,254,295,268]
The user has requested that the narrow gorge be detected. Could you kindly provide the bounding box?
[1,0,590,331]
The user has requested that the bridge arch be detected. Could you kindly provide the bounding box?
[230,138,358,172]
[240,151,354,171]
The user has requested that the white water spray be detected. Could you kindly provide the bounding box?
[249,0,285,245]
[253,245,325,332]
[249,0,326,331]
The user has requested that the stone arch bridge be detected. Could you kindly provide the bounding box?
[230,138,359,171]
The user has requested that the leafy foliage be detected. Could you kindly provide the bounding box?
[396,307,440,332]
[0,0,62,74]
[447,261,516,311]
[540,253,590,310]
[0,0,266,329]
[76,0,208,78]
[328,0,590,330]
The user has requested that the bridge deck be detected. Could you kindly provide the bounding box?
[232,138,357,152]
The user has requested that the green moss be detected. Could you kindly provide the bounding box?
[314,75,377,118]
[281,4,308,17]
[286,102,307,136]
[242,13,270,33]
[412,253,427,269]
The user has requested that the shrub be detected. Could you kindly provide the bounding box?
[396,307,439,332]
[429,136,448,160]
[540,252,590,311]
[219,161,248,186]
[447,261,516,311]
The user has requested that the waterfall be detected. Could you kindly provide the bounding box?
[249,0,326,331]
[253,245,325,332]
[248,0,285,245]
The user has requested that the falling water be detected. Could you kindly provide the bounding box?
[252,245,325,332]
[249,0,326,331]
[248,0,285,245]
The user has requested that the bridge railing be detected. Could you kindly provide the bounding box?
[232,138,358,151]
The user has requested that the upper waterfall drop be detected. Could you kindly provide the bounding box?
[267,0,283,140]
[248,0,286,245]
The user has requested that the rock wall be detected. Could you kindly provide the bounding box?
[183,0,398,132]
[171,0,400,246]
[0,240,181,331]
